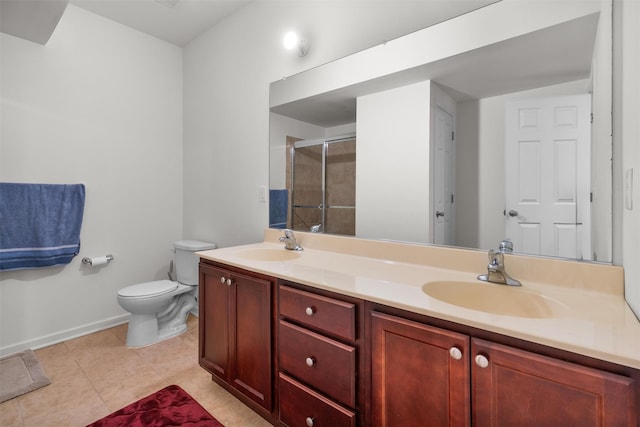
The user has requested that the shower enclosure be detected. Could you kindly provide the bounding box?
[287,134,356,235]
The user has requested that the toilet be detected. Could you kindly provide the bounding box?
[117,240,216,347]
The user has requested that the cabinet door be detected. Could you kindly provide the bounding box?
[371,312,470,427]
[199,264,231,380]
[229,270,273,411]
[472,338,637,427]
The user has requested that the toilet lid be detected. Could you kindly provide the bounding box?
[118,280,178,298]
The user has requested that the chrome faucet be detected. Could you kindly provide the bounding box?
[498,238,513,253]
[279,229,303,251]
[477,239,521,286]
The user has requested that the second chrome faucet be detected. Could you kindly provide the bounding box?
[477,239,521,286]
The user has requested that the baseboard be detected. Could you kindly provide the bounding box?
[0,314,130,357]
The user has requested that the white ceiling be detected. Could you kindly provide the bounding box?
[70,0,252,46]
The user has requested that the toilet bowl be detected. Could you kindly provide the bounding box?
[117,240,216,347]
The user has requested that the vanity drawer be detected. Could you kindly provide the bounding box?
[279,284,356,342]
[279,320,356,408]
[279,373,356,427]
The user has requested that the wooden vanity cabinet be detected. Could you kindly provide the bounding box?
[197,259,637,427]
[370,309,637,427]
[277,282,364,427]
[198,261,275,416]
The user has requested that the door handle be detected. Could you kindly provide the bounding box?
[436,211,445,218]
[508,210,519,217]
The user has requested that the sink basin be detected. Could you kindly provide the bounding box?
[422,281,567,318]
[236,248,301,262]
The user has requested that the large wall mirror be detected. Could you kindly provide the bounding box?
[269,0,612,263]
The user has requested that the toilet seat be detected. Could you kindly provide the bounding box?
[117,280,178,299]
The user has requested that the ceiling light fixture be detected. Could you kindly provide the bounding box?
[283,31,309,57]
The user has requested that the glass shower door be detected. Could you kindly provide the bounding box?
[289,135,356,235]
[291,144,324,232]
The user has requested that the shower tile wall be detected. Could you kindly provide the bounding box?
[325,139,356,235]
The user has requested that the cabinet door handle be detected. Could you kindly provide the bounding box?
[305,357,315,367]
[305,417,315,427]
[305,306,316,316]
[219,276,226,284]
[475,354,489,368]
[449,346,463,360]
[226,278,233,286]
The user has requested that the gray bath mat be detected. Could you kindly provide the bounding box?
[0,349,51,403]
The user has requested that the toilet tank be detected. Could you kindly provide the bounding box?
[173,240,217,285]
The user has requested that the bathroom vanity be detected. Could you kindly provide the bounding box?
[197,230,640,426]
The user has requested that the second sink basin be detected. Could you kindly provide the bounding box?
[422,280,567,318]
[236,248,301,262]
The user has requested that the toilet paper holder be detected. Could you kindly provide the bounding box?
[82,254,114,265]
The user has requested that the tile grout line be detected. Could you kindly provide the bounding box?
[64,333,114,422]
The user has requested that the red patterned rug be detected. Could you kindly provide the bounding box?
[87,384,224,426]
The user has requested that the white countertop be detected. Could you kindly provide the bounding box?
[197,230,640,370]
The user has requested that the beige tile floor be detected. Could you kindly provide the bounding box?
[0,315,271,427]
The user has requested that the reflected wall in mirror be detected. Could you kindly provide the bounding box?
[269,0,612,262]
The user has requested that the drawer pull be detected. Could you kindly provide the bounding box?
[305,417,315,427]
[449,346,463,360]
[475,354,489,368]
[305,306,316,316]
[305,356,315,367]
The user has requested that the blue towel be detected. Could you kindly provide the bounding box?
[0,183,85,270]
[269,189,288,229]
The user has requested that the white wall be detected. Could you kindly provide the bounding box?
[0,5,183,355]
[326,123,357,138]
[591,0,613,263]
[615,0,640,318]
[356,81,431,243]
[455,100,481,249]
